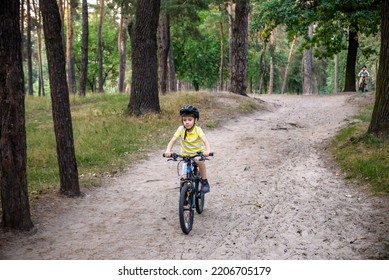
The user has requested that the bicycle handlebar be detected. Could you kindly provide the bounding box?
[163,152,214,160]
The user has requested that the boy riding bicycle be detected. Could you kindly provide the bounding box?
[164,105,212,193]
[357,65,370,90]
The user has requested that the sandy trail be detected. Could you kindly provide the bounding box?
[1,93,388,260]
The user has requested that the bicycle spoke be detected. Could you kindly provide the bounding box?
[179,184,194,234]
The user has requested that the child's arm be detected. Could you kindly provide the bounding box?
[164,135,178,157]
[201,135,211,157]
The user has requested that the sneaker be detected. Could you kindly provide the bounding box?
[201,179,210,193]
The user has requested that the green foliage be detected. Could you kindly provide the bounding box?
[164,0,210,15]
[73,4,123,93]
[324,52,347,93]
[24,0,382,97]
[299,0,380,58]
[247,25,304,94]
[251,0,380,59]
[250,0,381,94]
[356,103,375,122]
[172,5,224,89]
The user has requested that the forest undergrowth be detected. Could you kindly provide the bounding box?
[329,94,389,194]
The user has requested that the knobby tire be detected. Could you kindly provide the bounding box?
[359,79,366,92]
[179,183,194,234]
[195,180,205,214]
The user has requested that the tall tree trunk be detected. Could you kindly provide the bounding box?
[26,0,34,95]
[219,5,225,91]
[126,0,161,116]
[157,14,170,94]
[219,7,225,91]
[267,29,276,95]
[21,0,25,51]
[367,0,389,136]
[168,42,177,92]
[303,25,313,95]
[227,1,233,89]
[118,6,128,93]
[303,48,313,95]
[268,57,274,94]
[39,0,80,196]
[0,0,33,230]
[343,28,359,92]
[32,0,45,96]
[98,0,104,93]
[281,36,297,94]
[66,0,76,94]
[78,0,89,96]
[258,37,267,94]
[57,0,66,58]
[334,53,339,93]
[229,0,249,96]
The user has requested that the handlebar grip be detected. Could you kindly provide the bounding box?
[163,153,178,159]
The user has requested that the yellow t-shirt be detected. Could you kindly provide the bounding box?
[174,125,205,156]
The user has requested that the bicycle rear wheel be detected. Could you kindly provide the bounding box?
[179,183,194,234]
[195,180,205,214]
[359,79,366,92]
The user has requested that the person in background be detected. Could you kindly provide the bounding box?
[357,65,370,91]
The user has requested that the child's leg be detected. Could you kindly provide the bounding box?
[197,161,210,193]
[196,160,207,179]
[181,162,187,178]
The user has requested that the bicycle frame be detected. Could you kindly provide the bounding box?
[359,76,367,92]
[180,157,201,207]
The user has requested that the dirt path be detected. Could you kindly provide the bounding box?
[1,93,388,260]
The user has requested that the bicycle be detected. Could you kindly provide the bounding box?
[163,152,213,234]
[358,76,367,92]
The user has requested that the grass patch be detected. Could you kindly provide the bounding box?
[25,91,260,193]
[329,100,389,194]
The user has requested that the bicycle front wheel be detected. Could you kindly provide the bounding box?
[195,180,205,214]
[179,183,194,234]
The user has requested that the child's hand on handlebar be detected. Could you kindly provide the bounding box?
[203,151,214,157]
[163,152,179,159]
[164,152,172,158]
